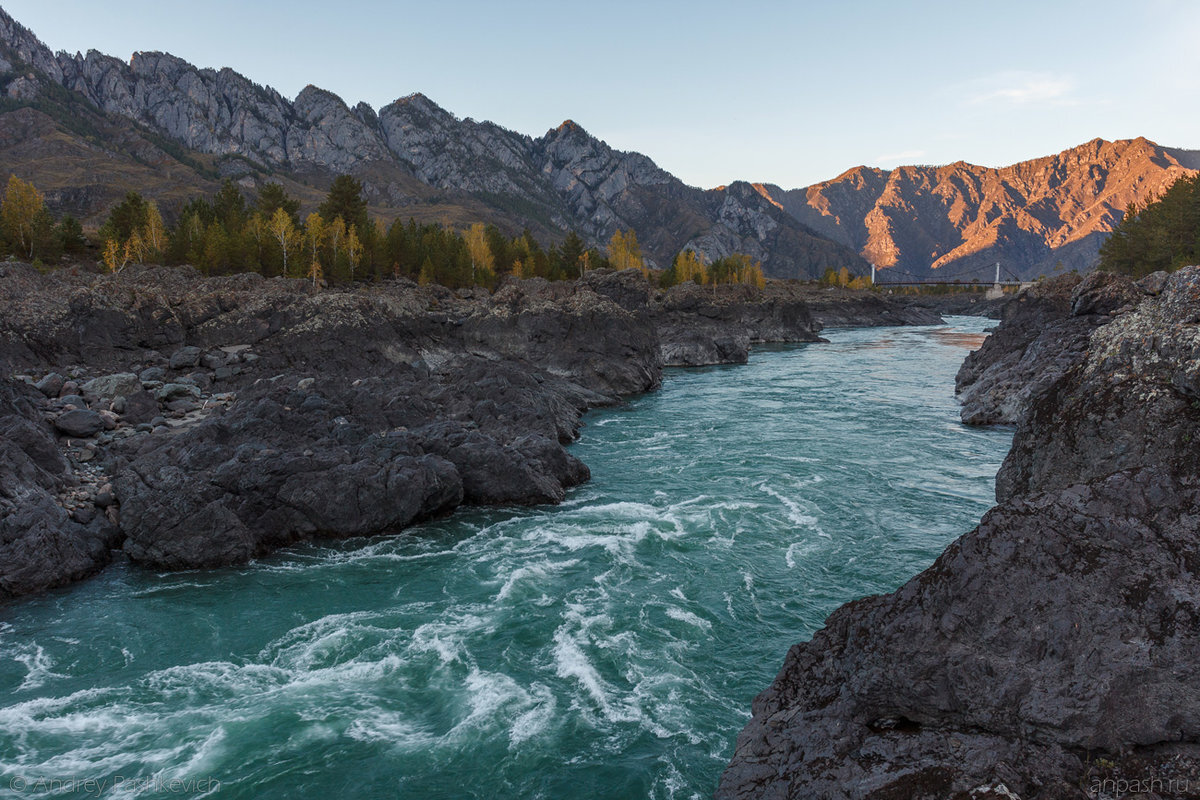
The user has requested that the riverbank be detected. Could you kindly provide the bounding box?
[717,267,1200,799]
[0,265,941,598]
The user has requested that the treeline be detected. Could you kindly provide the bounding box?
[1100,173,1200,277]
[1,173,769,290]
[0,176,88,260]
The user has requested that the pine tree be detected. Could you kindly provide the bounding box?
[319,175,369,236]
[255,182,300,227]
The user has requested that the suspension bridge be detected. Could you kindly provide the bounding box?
[867,261,1030,292]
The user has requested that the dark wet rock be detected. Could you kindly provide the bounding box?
[0,380,119,598]
[718,469,1200,800]
[804,289,944,328]
[164,398,198,414]
[0,265,938,594]
[34,371,64,397]
[80,372,142,401]
[200,351,226,369]
[121,390,158,425]
[954,273,1136,425]
[654,280,824,366]
[719,267,1200,799]
[112,357,598,568]
[53,408,104,437]
[1069,268,1142,317]
[997,267,1200,502]
[168,345,202,370]
[155,383,201,402]
[898,291,1010,319]
[1136,269,1172,296]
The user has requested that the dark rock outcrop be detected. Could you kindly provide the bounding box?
[804,289,944,329]
[955,272,1143,425]
[718,267,1200,799]
[0,379,119,598]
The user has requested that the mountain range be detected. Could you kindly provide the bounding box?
[0,6,1195,280]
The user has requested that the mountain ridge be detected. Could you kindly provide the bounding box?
[0,6,1195,279]
[760,136,1199,279]
[0,6,863,278]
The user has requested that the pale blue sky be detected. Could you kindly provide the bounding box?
[3,0,1197,189]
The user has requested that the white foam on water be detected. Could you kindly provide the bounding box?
[145,661,291,700]
[663,607,711,632]
[758,485,819,528]
[446,668,534,742]
[129,581,215,597]
[409,614,488,665]
[552,624,638,725]
[508,683,556,748]
[260,610,391,670]
[495,559,580,602]
[176,725,227,776]
[14,644,66,691]
[345,710,433,750]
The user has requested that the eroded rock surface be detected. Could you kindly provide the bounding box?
[719,267,1200,799]
[955,272,1143,425]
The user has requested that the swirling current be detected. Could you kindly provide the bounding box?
[0,317,1012,799]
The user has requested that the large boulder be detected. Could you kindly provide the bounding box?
[53,408,104,437]
[81,372,142,401]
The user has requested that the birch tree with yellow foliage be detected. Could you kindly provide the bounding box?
[1,175,44,259]
[608,229,646,277]
[269,207,301,276]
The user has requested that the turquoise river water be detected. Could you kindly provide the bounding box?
[0,317,1012,799]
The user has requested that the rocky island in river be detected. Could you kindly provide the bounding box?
[0,265,941,598]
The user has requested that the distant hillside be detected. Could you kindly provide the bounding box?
[758,138,1200,280]
[0,7,864,279]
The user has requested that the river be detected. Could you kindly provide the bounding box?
[0,316,1012,799]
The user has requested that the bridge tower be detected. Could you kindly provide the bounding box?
[986,262,1005,300]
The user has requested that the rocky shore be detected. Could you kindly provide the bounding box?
[717,267,1200,799]
[0,265,939,598]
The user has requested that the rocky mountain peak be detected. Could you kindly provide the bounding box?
[0,5,61,81]
[772,138,1199,278]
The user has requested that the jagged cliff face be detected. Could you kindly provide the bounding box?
[0,7,863,278]
[761,138,1200,279]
